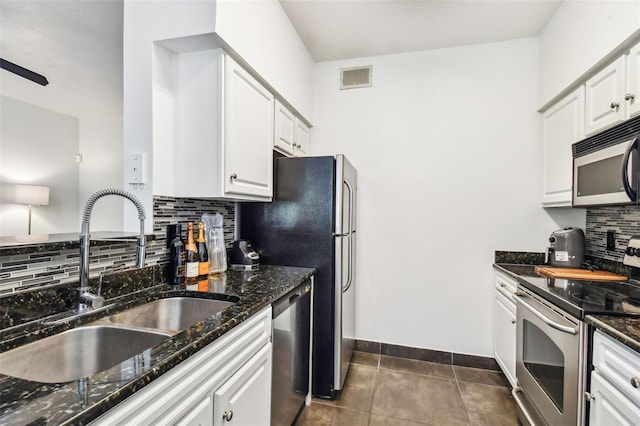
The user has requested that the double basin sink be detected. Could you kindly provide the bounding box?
[0,297,236,383]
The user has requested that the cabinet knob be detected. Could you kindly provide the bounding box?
[511,319,516,324]
[223,410,234,421]
[625,93,635,101]
[632,377,640,388]
[500,282,506,288]
[610,102,620,110]
[230,173,238,181]
[584,391,596,402]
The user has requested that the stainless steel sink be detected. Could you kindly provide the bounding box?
[0,325,170,383]
[108,297,235,331]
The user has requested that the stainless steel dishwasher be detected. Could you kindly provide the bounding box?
[271,278,312,426]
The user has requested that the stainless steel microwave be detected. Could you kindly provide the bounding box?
[573,136,638,207]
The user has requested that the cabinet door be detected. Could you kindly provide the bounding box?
[541,87,585,207]
[274,100,295,157]
[213,343,272,426]
[494,291,516,388]
[294,119,310,157]
[223,55,274,199]
[585,56,627,135]
[627,42,640,118]
[589,371,640,426]
[175,395,214,426]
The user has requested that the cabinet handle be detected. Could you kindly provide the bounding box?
[223,410,234,421]
[632,377,640,388]
[625,93,635,101]
[610,102,620,110]
[230,173,238,181]
[584,392,596,402]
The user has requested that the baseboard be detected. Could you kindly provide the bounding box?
[355,339,499,371]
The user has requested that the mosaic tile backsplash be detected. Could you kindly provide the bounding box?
[0,196,235,294]
[586,205,640,262]
[1,200,638,293]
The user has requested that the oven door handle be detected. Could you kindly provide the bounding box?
[512,386,539,426]
[514,292,578,335]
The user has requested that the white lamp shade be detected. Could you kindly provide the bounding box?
[14,185,50,206]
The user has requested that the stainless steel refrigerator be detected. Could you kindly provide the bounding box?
[239,154,357,400]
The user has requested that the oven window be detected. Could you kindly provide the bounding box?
[576,154,625,196]
[523,319,564,411]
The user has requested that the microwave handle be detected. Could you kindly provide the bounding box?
[622,137,638,201]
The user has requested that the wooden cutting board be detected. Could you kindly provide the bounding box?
[534,266,628,281]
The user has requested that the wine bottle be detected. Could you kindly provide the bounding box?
[185,222,199,290]
[196,221,210,278]
[167,224,185,286]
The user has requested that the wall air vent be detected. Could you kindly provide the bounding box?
[340,65,372,90]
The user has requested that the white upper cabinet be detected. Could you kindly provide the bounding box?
[585,56,627,136]
[294,119,310,157]
[274,100,296,156]
[153,48,273,201]
[541,87,585,207]
[223,58,274,199]
[273,100,311,158]
[627,42,640,118]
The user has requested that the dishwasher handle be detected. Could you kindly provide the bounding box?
[272,281,311,318]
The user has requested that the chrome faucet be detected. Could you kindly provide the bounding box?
[78,188,146,312]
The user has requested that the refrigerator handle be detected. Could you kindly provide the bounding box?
[343,179,355,234]
[343,236,353,292]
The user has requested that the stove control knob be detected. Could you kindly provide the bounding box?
[627,247,635,255]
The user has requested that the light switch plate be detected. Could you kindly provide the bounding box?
[623,236,640,268]
[127,153,146,185]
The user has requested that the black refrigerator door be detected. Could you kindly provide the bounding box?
[239,156,340,398]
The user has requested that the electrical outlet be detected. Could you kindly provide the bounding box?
[606,230,615,251]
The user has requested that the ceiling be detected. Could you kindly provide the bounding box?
[0,0,123,118]
[279,0,563,62]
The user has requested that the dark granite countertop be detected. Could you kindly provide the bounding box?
[0,265,315,425]
[493,261,640,355]
[586,315,640,354]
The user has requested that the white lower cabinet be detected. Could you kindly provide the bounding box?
[92,307,272,426]
[588,330,640,425]
[493,271,517,388]
[213,344,272,426]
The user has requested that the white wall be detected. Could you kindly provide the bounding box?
[311,38,585,357]
[538,0,640,107]
[0,97,79,236]
[78,114,124,232]
[123,0,217,233]
[214,0,314,120]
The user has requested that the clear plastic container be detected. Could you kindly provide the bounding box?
[201,213,227,274]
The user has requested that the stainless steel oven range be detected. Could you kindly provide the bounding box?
[508,259,640,425]
[512,286,588,425]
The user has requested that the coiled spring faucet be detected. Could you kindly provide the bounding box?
[78,188,146,311]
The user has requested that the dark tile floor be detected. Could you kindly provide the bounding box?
[295,352,518,426]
